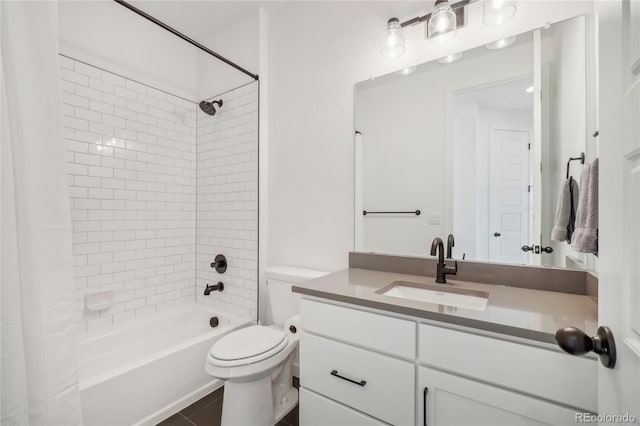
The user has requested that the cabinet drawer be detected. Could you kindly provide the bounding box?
[418,323,597,411]
[301,332,414,426]
[299,388,387,426]
[300,299,415,359]
[419,366,581,426]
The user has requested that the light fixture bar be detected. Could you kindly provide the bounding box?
[399,0,476,29]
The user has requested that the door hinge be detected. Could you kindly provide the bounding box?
[528,143,531,150]
[528,185,532,193]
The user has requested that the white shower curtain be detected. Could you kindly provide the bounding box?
[1,1,83,425]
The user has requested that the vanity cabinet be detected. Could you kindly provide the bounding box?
[299,299,596,426]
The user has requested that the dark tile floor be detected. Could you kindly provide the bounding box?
[157,386,299,426]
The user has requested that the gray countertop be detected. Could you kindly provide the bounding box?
[292,268,598,344]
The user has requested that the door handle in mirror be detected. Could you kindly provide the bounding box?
[494,232,501,237]
[541,246,554,253]
[555,326,616,368]
[521,245,534,252]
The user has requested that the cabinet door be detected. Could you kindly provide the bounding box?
[418,367,581,426]
[299,388,387,426]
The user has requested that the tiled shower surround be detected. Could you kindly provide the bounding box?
[196,84,259,319]
[61,56,258,331]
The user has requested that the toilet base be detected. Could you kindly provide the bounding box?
[220,379,298,426]
[221,376,273,426]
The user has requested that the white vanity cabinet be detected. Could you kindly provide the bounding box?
[299,298,597,426]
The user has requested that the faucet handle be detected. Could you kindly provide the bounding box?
[444,260,458,275]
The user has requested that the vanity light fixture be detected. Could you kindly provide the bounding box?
[381,18,406,59]
[483,0,518,25]
[485,35,516,49]
[381,0,517,58]
[438,52,463,63]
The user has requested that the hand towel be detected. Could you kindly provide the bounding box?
[572,158,599,254]
[551,177,580,243]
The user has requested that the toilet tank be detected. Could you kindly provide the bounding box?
[265,266,329,326]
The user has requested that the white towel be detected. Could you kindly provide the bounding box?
[572,158,599,254]
[551,177,579,243]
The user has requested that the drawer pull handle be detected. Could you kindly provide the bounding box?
[330,369,366,387]
[423,387,429,426]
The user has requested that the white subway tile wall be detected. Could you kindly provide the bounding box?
[61,57,199,332]
[196,83,259,320]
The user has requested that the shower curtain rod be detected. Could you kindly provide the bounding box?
[112,0,259,81]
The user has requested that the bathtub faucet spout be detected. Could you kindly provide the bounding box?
[204,282,224,295]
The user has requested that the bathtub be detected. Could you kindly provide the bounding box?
[77,304,252,426]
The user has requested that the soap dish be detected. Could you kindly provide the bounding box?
[85,290,114,311]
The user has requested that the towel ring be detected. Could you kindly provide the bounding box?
[566,152,585,179]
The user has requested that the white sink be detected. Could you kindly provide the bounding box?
[376,281,489,311]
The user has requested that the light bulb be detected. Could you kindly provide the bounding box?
[381,18,405,58]
[427,0,457,43]
[483,0,517,25]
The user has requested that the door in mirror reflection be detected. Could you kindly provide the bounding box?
[452,78,533,265]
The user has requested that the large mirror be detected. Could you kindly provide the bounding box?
[355,15,595,270]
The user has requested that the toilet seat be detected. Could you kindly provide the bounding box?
[208,325,288,367]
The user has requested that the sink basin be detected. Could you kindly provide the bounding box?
[376,281,489,311]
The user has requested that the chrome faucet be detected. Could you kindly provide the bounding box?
[430,237,457,284]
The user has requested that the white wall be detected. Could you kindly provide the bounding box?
[58,1,200,101]
[197,8,259,100]
[58,1,259,102]
[265,1,593,272]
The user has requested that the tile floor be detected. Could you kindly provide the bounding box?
[157,386,299,426]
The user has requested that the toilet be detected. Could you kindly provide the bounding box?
[205,266,328,426]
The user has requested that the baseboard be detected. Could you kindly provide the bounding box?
[135,379,223,425]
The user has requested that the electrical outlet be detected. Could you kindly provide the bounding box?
[428,213,441,225]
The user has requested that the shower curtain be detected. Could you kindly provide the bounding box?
[1,2,83,425]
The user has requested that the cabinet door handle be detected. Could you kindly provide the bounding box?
[423,387,429,426]
[330,370,366,387]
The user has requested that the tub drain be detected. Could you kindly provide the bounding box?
[209,316,219,328]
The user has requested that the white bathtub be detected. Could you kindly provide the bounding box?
[77,304,252,426]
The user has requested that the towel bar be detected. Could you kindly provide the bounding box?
[362,210,421,216]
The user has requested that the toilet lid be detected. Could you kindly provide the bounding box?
[209,325,286,362]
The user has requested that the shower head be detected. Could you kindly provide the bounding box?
[199,99,223,116]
